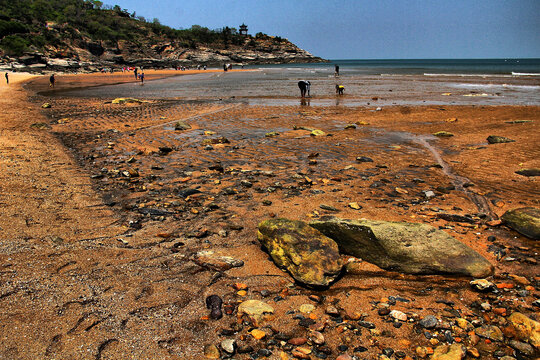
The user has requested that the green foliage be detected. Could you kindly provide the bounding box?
[0,0,273,55]
[1,34,30,55]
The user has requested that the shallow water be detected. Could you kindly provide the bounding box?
[60,67,540,107]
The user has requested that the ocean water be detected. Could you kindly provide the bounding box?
[62,59,540,106]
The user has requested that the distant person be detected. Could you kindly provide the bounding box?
[298,80,311,98]
[336,84,344,95]
[134,68,138,79]
[140,72,145,84]
[5,72,8,84]
[203,65,207,70]
[334,64,340,76]
[49,74,55,88]
[223,64,228,72]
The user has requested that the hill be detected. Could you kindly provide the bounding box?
[0,0,325,72]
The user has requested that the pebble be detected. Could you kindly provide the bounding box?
[470,279,495,291]
[220,339,236,354]
[299,304,315,314]
[390,310,408,321]
[310,331,325,345]
[203,344,220,359]
[251,329,266,340]
[419,315,438,329]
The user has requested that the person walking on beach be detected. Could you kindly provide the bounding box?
[140,72,145,84]
[4,72,8,84]
[134,68,138,79]
[335,64,340,76]
[298,80,311,98]
[336,84,344,95]
[49,74,55,88]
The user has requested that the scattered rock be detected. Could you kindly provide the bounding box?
[192,251,244,271]
[41,103,51,108]
[501,207,540,240]
[508,312,540,349]
[419,315,438,329]
[356,156,373,163]
[487,135,515,144]
[515,168,540,177]
[320,204,339,212]
[310,129,326,136]
[390,310,407,321]
[470,279,495,292]
[111,98,145,104]
[238,300,274,326]
[203,344,220,359]
[431,343,465,360]
[433,131,454,137]
[265,131,280,137]
[257,218,343,287]
[475,325,504,342]
[206,295,223,320]
[220,339,235,354]
[310,217,493,277]
[174,121,191,131]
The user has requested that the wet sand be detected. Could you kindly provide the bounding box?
[0,72,539,359]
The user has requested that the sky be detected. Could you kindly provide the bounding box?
[104,0,540,60]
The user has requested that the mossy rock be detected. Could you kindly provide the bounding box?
[515,169,540,177]
[310,217,493,277]
[487,135,515,144]
[257,218,343,287]
[111,98,144,104]
[174,121,191,131]
[501,207,540,240]
[433,131,454,137]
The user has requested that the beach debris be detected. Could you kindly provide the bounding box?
[433,131,454,137]
[310,217,494,277]
[111,97,145,104]
[515,168,540,177]
[257,218,343,287]
[375,107,382,111]
[174,121,191,131]
[487,135,515,144]
[501,207,540,240]
[206,295,223,320]
[41,103,51,108]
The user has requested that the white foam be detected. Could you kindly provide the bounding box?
[424,73,513,78]
[450,83,540,90]
[512,72,540,76]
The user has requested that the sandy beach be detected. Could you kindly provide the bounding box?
[0,70,539,359]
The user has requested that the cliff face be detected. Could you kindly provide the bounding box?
[2,25,325,73]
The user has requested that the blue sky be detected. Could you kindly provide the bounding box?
[104,0,540,59]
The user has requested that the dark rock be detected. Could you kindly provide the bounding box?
[356,156,373,163]
[515,168,540,177]
[501,207,540,240]
[206,295,223,320]
[257,218,343,287]
[310,217,494,277]
[158,146,173,154]
[419,315,438,329]
[487,135,515,144]
[320,204,339,211]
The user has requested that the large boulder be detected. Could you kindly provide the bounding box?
[310,217,493,277]
[257,218,343,287]
[508,312,540,349]
[501,207,540,240]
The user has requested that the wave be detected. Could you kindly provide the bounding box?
[450,83,540,90]
[424,73,513,78]
[512,72,540,76]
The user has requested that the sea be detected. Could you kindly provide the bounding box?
[63,58,540,106]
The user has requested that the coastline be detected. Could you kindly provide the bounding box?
[1,72,539,359]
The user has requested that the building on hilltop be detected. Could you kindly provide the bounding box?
[239,23,248,36]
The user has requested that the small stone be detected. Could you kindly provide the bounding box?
[431,344,465,360]
[310,331,325,345]
[423,190,436,199]
[419,315,438,329]
[348,202,362,210]
[356,156,373,163]
[203,344,220,359]
[390,310,407,321]
[336,355,352,360]
[433,131,454,137]
[299,304,315,314]
[325,305,340,316]
[475,325,504,342]
[220,339,236,354]
[470,279,494,291]
[251,329,266,340]
[288,337,308,346]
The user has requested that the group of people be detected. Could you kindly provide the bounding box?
[297,63,344,98]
